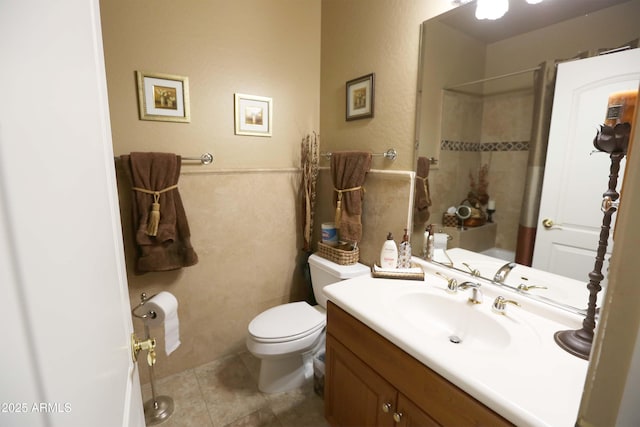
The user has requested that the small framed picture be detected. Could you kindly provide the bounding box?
[136,71,190,123]
[346,73,375,121]
[234,93,273,136]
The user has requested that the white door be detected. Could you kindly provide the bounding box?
[0,1,145,427]
[533,48,640,284]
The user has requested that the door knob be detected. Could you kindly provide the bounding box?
[393,411,403,422]
[381,402,392,413]
[131,333,156,364]
[542,218,561,230]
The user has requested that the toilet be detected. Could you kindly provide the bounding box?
[246,253,369,393]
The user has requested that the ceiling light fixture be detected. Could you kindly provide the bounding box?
[472,0,545,20]
[475,0,509,20]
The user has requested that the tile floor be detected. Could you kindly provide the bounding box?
[141,351,329,427]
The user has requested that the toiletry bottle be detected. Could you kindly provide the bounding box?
[423,225,434,260]
[380,232,398,268]
[422,226,430,259]
[398,228,412,268]
[428,232,434,260]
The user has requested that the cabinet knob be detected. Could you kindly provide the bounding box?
[381,402,392,413]
[393,412,403,423]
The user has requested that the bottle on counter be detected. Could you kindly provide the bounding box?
[423,225,434,260]
[380,232,398,268]
[398,228,412,268]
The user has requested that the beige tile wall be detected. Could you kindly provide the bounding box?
[119,168,310,382]
[313,168,414,267]
[119,164,413,382]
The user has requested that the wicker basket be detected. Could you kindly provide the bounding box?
[317,241,360,265]
[442,213,457,227]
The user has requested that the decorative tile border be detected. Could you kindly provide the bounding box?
[441,140,529,152]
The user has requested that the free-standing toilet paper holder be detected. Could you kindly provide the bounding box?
[132,292,175,426]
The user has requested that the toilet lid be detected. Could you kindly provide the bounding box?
[248,301,325,342]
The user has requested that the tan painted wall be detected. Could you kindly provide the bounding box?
[102,0,320,170]
[320,0,454,172]
[484,1,640,83]
[101,0,321,380]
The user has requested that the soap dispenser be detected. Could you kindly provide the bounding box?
[380,232,398,268]
[398,228,412,268]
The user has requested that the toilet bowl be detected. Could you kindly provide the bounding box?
[246,253,369,393]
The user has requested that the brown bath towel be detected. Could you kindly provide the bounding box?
[330,151,372,243]
[121,152,198,274]
[414,156,432,226]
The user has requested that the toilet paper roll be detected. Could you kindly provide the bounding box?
[433,233,449,250]
[144,291,181,356]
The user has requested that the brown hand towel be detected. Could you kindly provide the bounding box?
[121,152,198,274]
[330,151,372,243]
[414,156,432,225]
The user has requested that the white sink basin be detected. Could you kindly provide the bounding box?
[393,292,512,350]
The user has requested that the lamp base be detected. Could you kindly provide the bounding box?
[554,329,592,360]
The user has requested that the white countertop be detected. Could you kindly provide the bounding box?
[323,260,589,427]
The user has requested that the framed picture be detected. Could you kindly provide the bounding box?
[346,73,375,121]
[136,71,190,123]
[234,93,272,136]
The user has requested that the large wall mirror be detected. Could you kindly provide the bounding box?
[414,0,639,311]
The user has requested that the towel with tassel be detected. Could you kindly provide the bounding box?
[330,151,372,243]
[414,156,432,226]
[121,152,198,274]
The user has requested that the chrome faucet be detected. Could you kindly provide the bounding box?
[459,282,483,304]
[517,283,548,292]
[492,296,520,315]
[493,262,516,283]
[435,273,483,304]
[446,279,483,304]
[462,262,481,277]
[436,272,457,292]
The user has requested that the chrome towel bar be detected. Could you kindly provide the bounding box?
[115,152,214,165]
[321,148,397,161]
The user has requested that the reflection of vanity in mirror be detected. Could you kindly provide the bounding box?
[413,0,639,313]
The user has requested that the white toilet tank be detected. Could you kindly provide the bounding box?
[308,254,369,308]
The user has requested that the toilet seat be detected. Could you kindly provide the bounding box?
[248,301,325,343]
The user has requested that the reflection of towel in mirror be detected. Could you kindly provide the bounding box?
[330,151,372,243]
[121,152,198,274]
[414,157,432,226]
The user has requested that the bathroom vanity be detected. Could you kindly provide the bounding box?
[325,301,511,426]
[323,260,589,427]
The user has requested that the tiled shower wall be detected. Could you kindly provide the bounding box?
[428,89,533,252]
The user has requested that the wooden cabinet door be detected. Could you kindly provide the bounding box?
[395,394,440,427]
[325,333,397,427]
